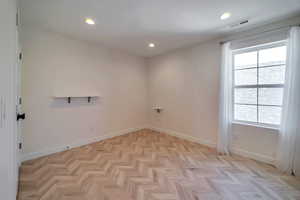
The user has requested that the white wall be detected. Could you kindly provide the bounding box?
[231,124,278,163]
[21,17,300,165]
[0,0,18,199]
[148,41,220,147]
[21,27,148,160]
[147,39,279,164]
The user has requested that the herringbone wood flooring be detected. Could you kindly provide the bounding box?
[18,129,300,200]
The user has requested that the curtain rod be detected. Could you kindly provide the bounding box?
[219,24,300,45]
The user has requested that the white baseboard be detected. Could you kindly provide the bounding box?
[148,126,217,148]
[230,147,275,165]
[22,126,275,165]
[21,126,146,162]
[148,126,275,165]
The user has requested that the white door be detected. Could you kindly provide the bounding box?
[0,0,19,199]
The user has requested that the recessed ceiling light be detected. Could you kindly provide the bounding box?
[148,43,155,48]
[85,18,95,25]
[220,12,231,20]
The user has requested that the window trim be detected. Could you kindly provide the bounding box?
[231,40,287,129]
[232,120,280,130]
[232,40,287,54]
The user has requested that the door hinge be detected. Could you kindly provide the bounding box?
[19,143,22,149]
[19,97,22,105]
[16,12,19,26]
[19,53,22,60]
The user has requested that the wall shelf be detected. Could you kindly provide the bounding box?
[53,95,99,103]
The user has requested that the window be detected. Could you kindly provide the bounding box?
[233,41,287,127]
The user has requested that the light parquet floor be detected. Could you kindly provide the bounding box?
[18,129,300,200]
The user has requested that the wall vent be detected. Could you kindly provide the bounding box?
[229,20,249,28]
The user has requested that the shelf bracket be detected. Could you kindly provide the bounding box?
[153,107,163,113]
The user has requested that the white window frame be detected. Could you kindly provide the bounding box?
[231,40,287,129]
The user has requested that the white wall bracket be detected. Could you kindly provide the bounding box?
[153,107,163,113]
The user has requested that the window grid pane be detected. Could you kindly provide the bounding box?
[259,65,286,85]
[234,104,257,122]
[234,51,258,69]
[258,106,282,125]
[234,88,257,104]
[233,43,286,126]
[235,68,257,85]
[258,88,284,106]
[259,46,287,67]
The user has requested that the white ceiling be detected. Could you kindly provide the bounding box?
[20,0,300,57]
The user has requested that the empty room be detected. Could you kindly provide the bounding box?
[1,0,300,199]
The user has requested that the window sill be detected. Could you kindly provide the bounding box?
[232,120,280,131]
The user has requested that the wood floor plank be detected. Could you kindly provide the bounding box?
[18,129,300,200]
